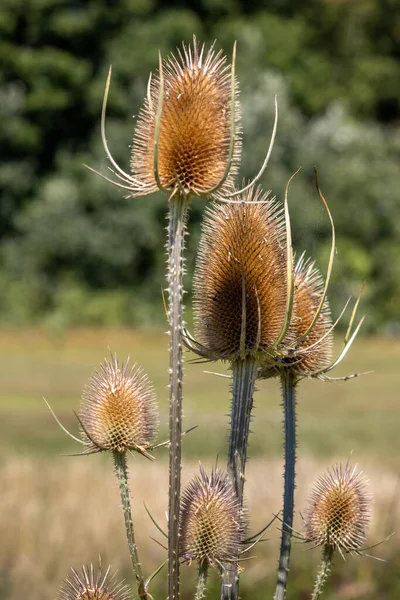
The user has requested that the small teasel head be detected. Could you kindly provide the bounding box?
[192,186,288,362]
[303,462,372,557]
[259,254,333,378]
[58,560,131,600]
[180,467,244,567]
[79,354,158,454]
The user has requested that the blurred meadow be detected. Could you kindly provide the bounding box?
[1,0,400,598]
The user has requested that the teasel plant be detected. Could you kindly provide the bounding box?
[179,467,245,600]
[57,558,131,600]
[46,355,162,600]
[85,34,281,599]
[301,461,374,600]
[185,178,297,599]
[257,173,367,600]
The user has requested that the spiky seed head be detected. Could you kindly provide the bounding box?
[193,187,287,361]
[131,37,241,198]
[303,463,372,556]
[291,256,333,372]
[180,467,244,567]
[80,355,158,454]
[57,560,131,600]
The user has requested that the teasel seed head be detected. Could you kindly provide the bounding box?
[259,254,333,379]
[303,462,372,557]
[180,467,245,567]
[192,186,288,362]
[131,37,241,199]
[57,560,131,600]
[79,355,158,454]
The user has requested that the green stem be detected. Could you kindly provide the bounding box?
[311,546,333,600]
[274,371,297,600]
[221,357,257,600]
[195,562,209,600]
[167,193,190,600]
[113,451,148,600]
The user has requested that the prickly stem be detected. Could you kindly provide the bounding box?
[195,562,209,600]
[167,193,189,600]
[113,451,148,600]
[311,546,334,600]
[221,358,257,600]
[274,371,297,600]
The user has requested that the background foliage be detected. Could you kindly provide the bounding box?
[1,0,399,331]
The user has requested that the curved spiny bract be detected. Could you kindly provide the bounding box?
[193,187,288,362]
[58,560,131,600]
[180,467,245,568]
[303,462,372,556]
[80,355,159,454]
[131,38,241,199]
[259,255,333,379]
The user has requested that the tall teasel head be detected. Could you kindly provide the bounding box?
[180,467,245,567]
[88,36,242,201]
[58,560,131,600]
[189,186,290,362]
[79,355,158,455]
[303,462,372,558]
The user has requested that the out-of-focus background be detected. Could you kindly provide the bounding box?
[0,1,399,599]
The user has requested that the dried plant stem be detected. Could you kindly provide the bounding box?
[167,193,190,600]
[195,562,209,600]
[274,371,297,600]
[221,358,257,600]
[311,546,333,600]
[113,451,148,600]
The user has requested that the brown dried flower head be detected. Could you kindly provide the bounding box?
[58,561,131,600]
[259,254,333,378]
[79,355,158,454]
[303,462,372,556]
[192,187,288,361]
[131,37,241,198]
[180,467,244,567]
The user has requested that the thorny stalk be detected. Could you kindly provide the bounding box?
[311,546,333,600]
[167,193,190,600]
[195,562,210,600]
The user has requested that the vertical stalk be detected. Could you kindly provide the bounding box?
[274,371,297,600]
[221,357,257,600]
[311,546,333,600]
[167,193,189,600]
[113,451,148,600]
[195,562,209,600]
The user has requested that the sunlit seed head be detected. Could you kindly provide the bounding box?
[303,463,372,555]
[80,355,158,453]
[180,467,244,566]
[58,561,131,600]
[131,38,241,198]
[193,187,287,361]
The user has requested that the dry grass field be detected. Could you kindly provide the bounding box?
[0,328,399,599]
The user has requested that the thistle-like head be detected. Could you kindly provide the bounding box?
[79,354,158,455]
[303,462,372,557]
[57,560,131,600]
[90,37,241,201]
[180,467,244,568]
[191,186,288,362]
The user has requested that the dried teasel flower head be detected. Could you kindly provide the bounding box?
[89,36,242,201]
[303,462,372,557]
[190,186,289,362]
[180,467,244,567]
[79,354,158,455]
[132,36,241,199]
[259,254,333,378]
[58,560,131,600]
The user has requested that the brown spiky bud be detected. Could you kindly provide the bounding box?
[58,560,131,600]
[79,355,158,454]
[131,37,241,198]
[192,187,287,361]
[180,467,244,567]
[303,463,372,556]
